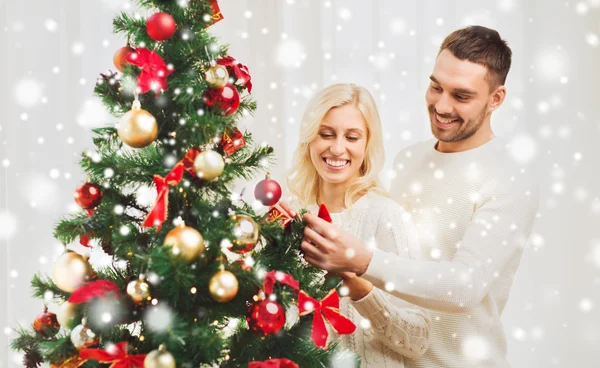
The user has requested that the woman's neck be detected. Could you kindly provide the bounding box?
[318,182,348,213]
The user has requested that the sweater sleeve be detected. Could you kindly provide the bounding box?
[361,175,539,313]
[350,202,430,359]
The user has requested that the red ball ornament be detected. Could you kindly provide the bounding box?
[74,182,103,209]
[33,306,60,338]
[113,46,135,72]
[247,299,286,336]
[254,173,282,206]
[146,12,176,41]
[204,84,240,116]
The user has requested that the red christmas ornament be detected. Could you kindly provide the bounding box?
[263,207,292,229]
[146,12,176,41]
[125,47,174,95]
[33,306,60,338]
[247,299,286,336]
[74,182,103,209]
[254,173,282,206]
[219,128,246,156]
[203,84,240,116]
[113,46,135,72]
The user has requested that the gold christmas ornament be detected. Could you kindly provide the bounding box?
[208,270,238,303]
[163,223,205,262]
[230,214,260,254]
[52,251,93,292]
[56,301,78,330]
[126,276,151,303]
[144,344,176,368]
[117,99,158,148]
[193,149,225,180]
[204,64,229,88]
[70,318,98,350]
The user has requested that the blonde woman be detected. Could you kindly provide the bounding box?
[285,83,431,367]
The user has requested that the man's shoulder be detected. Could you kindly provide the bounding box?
[393,138,436,164]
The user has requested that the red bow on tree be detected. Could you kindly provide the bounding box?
[80,342,146,368]
[263,270,299,294]
[69,280,122,304]
[217,56,252,93]
[142,162,185,231]
[298,289,356,349]
[181,147,202,178]
[248,358,299,368]
[125,48,174,95]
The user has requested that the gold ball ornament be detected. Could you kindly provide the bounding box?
[163,224,205,262]
[126,276,151,303]
[52,251,93,293]
[204,64,229,88]
[70,318,98,350]
[144,344,176,368]
[56,301,78,330]
[209,270,239,303]
[230,214,260,254]
[193,149,225,180]
[117,100,158,148]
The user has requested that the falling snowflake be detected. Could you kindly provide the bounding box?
[13,77,44,108]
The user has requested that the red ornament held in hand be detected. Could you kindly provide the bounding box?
[204,84,240,116]
[146,12,176,41]
[74,182,103,209]
[247,299,286,336]
[255,173,282,207]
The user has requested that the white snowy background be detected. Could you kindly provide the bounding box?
[1,0,600,367]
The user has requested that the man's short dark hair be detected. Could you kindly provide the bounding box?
[440,26,512,90]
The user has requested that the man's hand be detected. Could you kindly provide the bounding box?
[301,212,373,275]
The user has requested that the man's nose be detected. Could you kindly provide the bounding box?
[435,93,454,115]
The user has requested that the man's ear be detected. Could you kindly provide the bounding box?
[488,85,506,113]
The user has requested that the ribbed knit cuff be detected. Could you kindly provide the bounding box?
[350,289,389,327]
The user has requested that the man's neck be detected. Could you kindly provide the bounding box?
[436,124,495,153]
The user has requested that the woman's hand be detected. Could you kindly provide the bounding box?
[340,273,373,301]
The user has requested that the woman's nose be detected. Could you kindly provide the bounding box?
[329,138,346,156]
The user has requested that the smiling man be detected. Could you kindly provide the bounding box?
[300,26,539,367]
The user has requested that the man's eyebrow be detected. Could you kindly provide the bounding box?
[429,75,476,95]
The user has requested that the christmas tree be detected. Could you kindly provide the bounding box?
[11,1,358,367]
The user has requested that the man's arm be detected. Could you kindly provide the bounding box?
[302,177,539,313]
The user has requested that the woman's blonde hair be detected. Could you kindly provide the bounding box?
[286,83,388,209]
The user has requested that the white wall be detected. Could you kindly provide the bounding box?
[2,0,599,366]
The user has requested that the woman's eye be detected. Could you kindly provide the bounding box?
[320,133,334,139]
[346,136,359,142]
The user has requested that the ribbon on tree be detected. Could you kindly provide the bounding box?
[142,162,185,231]
[69,280,122,304]
[206,0,224,28]
[217,56,252,93]
[79,342,146,368]
[248,358,299,368]
[298,289,356,349]
[181,147,202,178]
[125,48,174,95]
[263,270,299,294]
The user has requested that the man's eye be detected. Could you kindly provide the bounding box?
[455,95,468,101]
[431,85,442,92]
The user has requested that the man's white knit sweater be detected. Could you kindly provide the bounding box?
[362,137,539,368]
